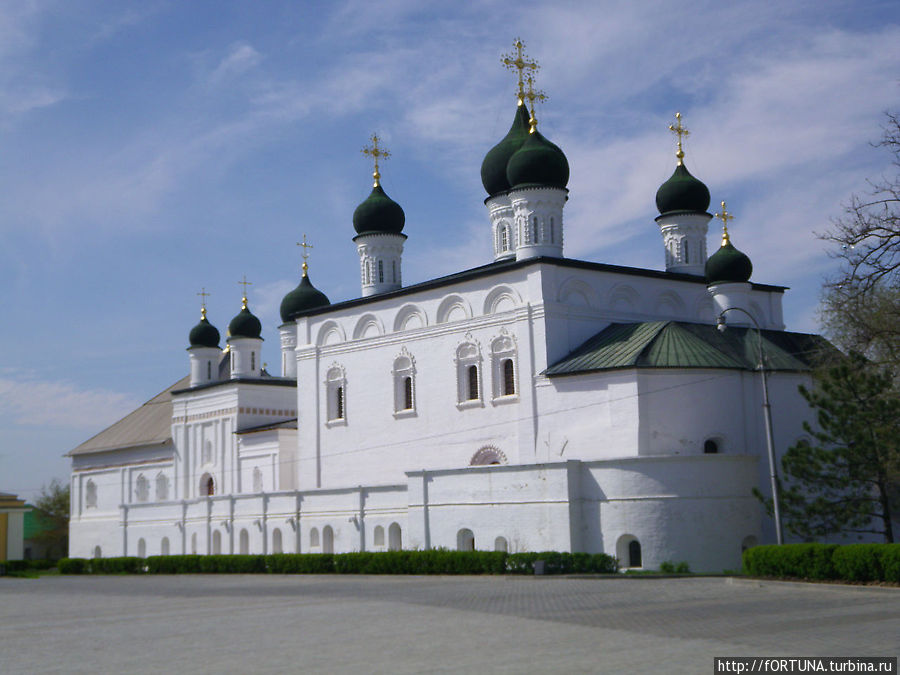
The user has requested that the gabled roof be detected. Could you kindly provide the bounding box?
[544,321,837,376]
[67,375,189,456]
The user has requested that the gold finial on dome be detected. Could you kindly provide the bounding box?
[197,287,210,319]
[523,72,548,134]
[502,38,539,106]
[238,275,252,309]
[297,234,314,277]
[361,133,391,187]
[668,112,690,165]
[714,201,734,246]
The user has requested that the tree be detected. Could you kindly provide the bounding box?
[821,111,900,366]
[774,353,898,543]
[33,478,70,559]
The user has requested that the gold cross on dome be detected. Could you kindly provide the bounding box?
[502,38,539,105]
[668,112,690,164]
[297,234,313,276]
[197,288,210,318]
[523,72,548,133]
[238,275,252,308]
[361,133,391,187]
[714,201,734,244]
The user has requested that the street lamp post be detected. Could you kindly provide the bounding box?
[717,307,784,545]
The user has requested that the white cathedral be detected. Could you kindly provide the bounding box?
[67,48,831,572]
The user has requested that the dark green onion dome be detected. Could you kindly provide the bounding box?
[280,273,330,323]
[705,236,753,284]
[480,104,532,196]
[352,184,405,235]
[189,310,220,348]
[505,128,570,190]
[227,300,262,339]
[655,162,710,215]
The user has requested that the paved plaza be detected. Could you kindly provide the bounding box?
[1,575,897,673]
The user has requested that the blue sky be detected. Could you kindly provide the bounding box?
[2,0,899,501]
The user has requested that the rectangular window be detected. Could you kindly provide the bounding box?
[378,260,384,283]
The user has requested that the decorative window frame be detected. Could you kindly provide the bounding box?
[455,333,483,409]
[135,474,150,503]
[392,347,417,418]
[85,479,98,509]
[325,363,347,427]
[155,472,169,501]
[490,330,519,404]
[470,445,508,466]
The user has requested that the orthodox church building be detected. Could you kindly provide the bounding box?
[67,46,831,571]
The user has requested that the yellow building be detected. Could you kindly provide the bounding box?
[0,492,29,561]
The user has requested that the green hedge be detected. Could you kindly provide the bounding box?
[743,543,900,582]
[56,550,618,576]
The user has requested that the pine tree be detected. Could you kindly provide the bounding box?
[776,353,899,542]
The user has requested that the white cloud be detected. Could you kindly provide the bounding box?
[0,378,139,429]
[208,42,263,85]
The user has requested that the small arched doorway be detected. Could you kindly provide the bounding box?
[161,537,170,556]
[137,538,147,558]
[494,536,508,552]
[212,529,222,555]
[200,473,215,497]
[272,528,283,554]
[457,528,475,551]
[388,523,402,551]
[239,528,249,554]
[322,525,334,553]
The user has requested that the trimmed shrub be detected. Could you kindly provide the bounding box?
[506,551,617,575]
[832,544,884,582]
[878,545,900,582]
[743,544,838,580]
[58,558,89,574]
[266,554,334,574]
[145,555,204,574]
[93,557,144,574]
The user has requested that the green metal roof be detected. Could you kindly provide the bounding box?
[544,321,837,376]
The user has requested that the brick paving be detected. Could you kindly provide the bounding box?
[1,575,897,674]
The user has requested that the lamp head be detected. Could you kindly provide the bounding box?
[717,315,727,333]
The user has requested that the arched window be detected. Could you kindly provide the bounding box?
[494,536,508,552]
[161,537,170,556]
[212,530,222,555]
[200,474,215,497]
[156,473,169,501]
[457,528,475,551]
[251,351,255,371]
[207,361,212,380]
[239,529,249,555]
[378,260,384,283]
[491,333,518,401]
[137,538,147,558]
[388,523,402,551]
[309,527,320,548]
[549,217,555,243]
[93,545,102,559]
[135,474,149,502]
[322,525,334,554]
[272,528,283,554]
[374,525,385,547]
[252,467,263,493]
[499,224,510,252]
[704,439,719,454]
[531,216,538,243]
[326,366,347,423]
[393,351,416,415]
[467,365,479,400]
[470,446,507,466]
[85,479,97,508]
[683,239,690,264]
[456,340,482,407]
[191,532,197,554]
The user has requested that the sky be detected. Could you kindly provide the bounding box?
[1,0,899,502]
